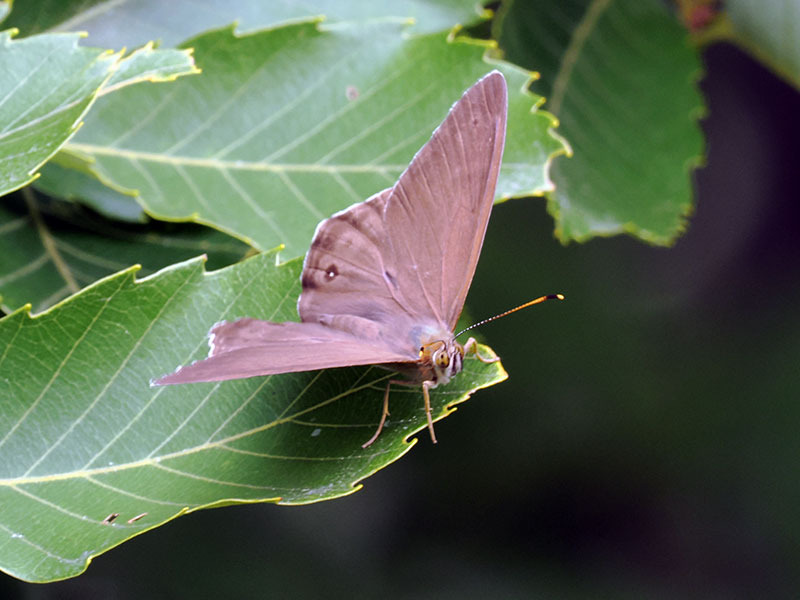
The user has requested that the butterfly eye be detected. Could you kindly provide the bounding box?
[435,351,450,369]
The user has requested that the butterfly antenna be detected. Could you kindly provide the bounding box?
[455,294,564,338]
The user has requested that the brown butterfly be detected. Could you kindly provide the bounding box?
[154,71,555,447]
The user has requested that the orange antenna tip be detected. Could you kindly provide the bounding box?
[455,293,564,338]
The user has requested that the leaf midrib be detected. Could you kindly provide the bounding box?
[66,142,406,174]
[549,0,612,115]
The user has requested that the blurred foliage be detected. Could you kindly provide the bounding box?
[2,0,486,45]
[496,0,704,245]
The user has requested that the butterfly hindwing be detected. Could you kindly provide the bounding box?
[153,319,411,385]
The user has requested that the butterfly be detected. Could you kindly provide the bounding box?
[155,71,523,447]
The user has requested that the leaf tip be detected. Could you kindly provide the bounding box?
[1,28,19,42]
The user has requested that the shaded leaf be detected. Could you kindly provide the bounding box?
[0,191,248,312]
[496,0,705,245]
[34,160,146,223]
[0,251,506,582]
[4,0,485,47]
[726,0,800,91]
[62,21,564,255]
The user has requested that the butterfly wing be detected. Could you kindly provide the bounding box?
[298,187,432,355]
[299,71,508,346]
[153,319,413,385]
[383,71,507,330]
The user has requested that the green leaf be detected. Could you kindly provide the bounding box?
[62,21,565,255]
[0,30,118,197]
[0,191,248,313]
[31,43,197,217]
[4,0,486,46]
[496,0,705,245]
[34,160,146,223]
[0,30,197,198]
[0,251,506,583]
[726,0,800,91]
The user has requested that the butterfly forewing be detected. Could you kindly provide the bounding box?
[382,72,507,330]
[299,71,508,341]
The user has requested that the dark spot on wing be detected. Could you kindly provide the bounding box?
[302,272,318,290]
[303,263,338,289]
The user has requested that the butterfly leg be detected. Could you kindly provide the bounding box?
[362,380,393,449]
[463,337,500,363]
[422,380,438,444]
[362,379,439,447]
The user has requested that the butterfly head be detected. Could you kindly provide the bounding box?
[419,338,464,388]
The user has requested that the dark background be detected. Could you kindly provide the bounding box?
[6,41,800,599]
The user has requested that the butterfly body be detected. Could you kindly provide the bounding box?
[383,334,465,387]
[155,71,509,446]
